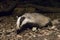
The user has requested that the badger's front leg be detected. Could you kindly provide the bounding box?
[32,27,37,32]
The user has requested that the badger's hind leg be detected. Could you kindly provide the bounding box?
[43,21,54,30]
[44,21,53,27]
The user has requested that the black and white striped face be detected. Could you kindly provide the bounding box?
[16,16,25,29]
[16,16,35,30]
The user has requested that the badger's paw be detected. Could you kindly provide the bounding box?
[32,27,37,32]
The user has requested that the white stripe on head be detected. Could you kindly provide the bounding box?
[16,17,21,29]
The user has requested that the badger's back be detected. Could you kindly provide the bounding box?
[22,13,51,27]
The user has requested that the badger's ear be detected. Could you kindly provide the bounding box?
[16,14,23,19]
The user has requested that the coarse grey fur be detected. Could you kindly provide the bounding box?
[16,13,52,31]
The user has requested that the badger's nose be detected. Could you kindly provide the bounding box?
[20,17,25,25]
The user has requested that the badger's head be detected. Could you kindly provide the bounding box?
[16,15,38,34]
[16,15,36,30]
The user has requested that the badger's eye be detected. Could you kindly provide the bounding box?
[20,17,25,25]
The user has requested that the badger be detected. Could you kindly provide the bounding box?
[16,13,53,33]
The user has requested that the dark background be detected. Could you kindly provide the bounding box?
[0,0,60,16]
